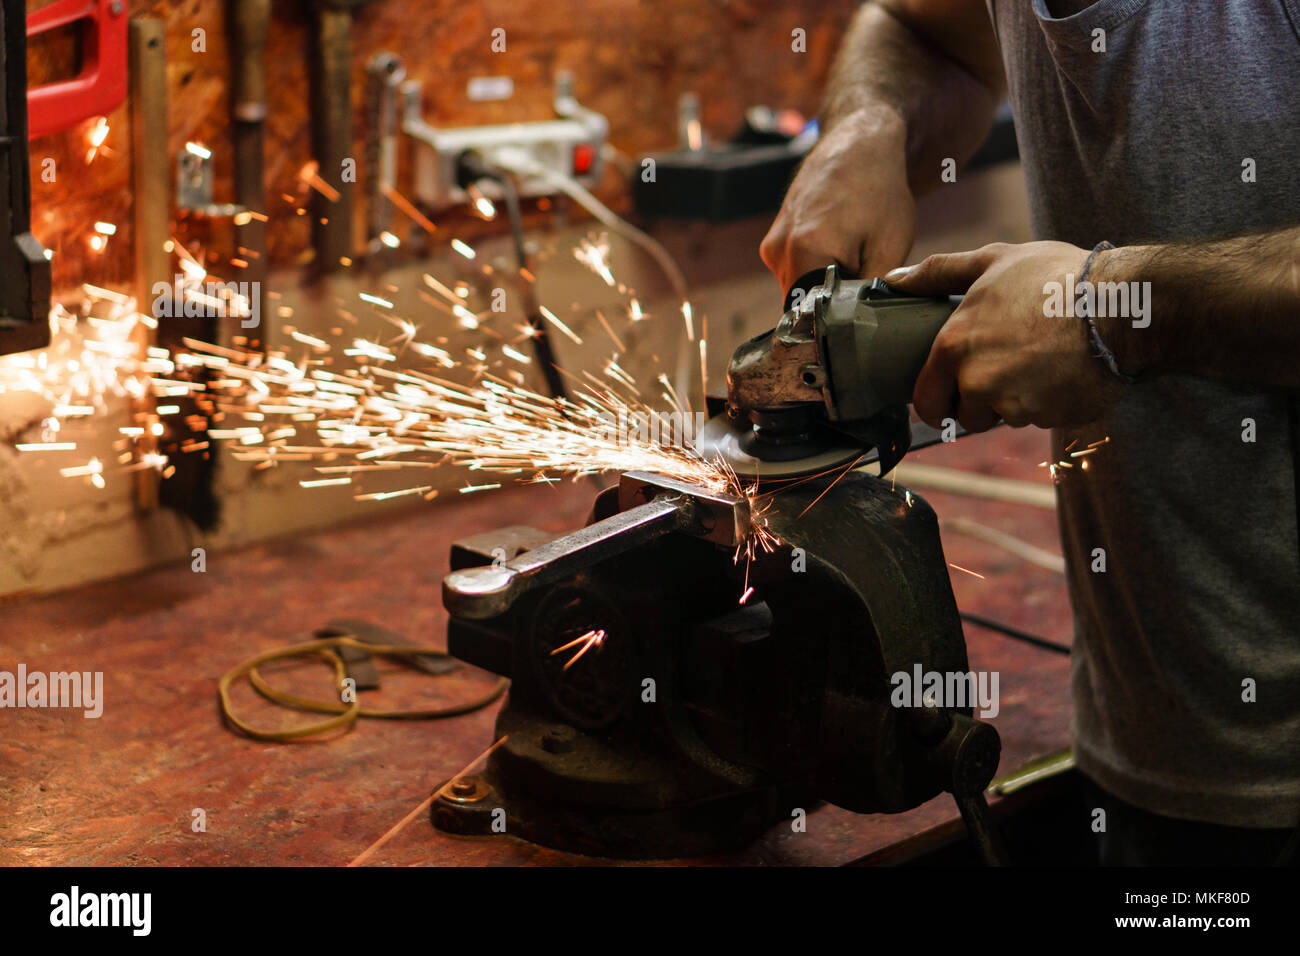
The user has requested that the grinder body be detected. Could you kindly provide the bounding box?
[703,265,959,479]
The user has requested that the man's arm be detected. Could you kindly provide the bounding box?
[1096,228,1300,388]
[760,0,1005,291]
[825,0,1006,193]
[883,228,1300,433]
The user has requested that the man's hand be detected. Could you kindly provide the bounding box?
[757,0,1004,293]
[885,241,1127,431]
[760,105,916,292]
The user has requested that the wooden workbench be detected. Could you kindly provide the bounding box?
[0,426,1072,865]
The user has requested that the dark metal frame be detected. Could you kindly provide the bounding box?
[0,0,51,356]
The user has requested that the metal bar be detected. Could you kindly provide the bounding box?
[308,5,354,271]
[443,495,688,619]
[619,470,748,546]
[365,53,404,251]
[129,17,167,511]
[229,0,270,349]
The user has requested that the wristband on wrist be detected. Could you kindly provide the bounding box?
[1078,240,1139,385]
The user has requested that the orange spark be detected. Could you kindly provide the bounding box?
[551,629,607,671]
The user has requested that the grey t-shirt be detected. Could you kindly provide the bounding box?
[988,0,1300,827]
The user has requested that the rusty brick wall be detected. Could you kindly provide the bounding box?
[26,0,856,294]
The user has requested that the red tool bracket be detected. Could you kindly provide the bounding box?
[26,0,128,140]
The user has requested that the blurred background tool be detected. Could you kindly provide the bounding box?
[25,0,127,140]
[228,0,271,340]
[306,0,376,272]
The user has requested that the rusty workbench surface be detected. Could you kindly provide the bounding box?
[0,426,1073,866]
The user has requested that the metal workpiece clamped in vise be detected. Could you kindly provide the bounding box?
[437,470,1007,863]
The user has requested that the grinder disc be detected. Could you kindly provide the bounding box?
[693,414,867,481]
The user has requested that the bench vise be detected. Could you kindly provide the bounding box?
[435,470,1004,861]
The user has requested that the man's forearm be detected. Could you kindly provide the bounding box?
[1096,228,1300,388]
[820,1,1004,195]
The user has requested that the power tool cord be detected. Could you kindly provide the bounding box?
[218,635,507,742]
[958,611,1071,656]
[455,151,570,404]
[937,514,1071,654]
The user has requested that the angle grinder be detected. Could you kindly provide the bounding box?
[696,265,960,479]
